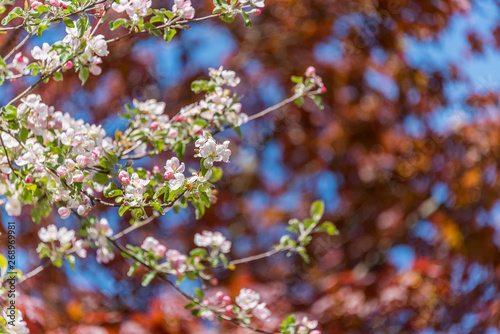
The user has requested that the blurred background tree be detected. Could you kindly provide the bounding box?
[3,0,500,333]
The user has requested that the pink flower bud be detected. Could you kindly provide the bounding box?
[56,166,68,177]
[254,9,262,15]
[321,86,327,92]
[153,165,161,174]
[25,175,33,183]
[62,3,67,9]
[167,128,178,138]
[222,296,231,304]
[77,205,85,215]
[155,244,167,257]
[150,121,159,131]
[76,155,88,166]
[31,1,42,9]
[58,206,71,219]
[225,305,234,316]
[49,0,60,7]
[64,61,73,70]
[306,66,316,77]
[72,171,84,183]
[202,299,210,306]
[119,171,130,184]
[215,291,224,300]
[164,171,174,180]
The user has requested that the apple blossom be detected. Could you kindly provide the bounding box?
[194,230,231,254]
[141,237,167,257]
[173,0,195,19]
[97,246,115,264]
[236,288,261,310]
[2,309,29,334]
[164,157,186,190]
[252,302,271,321]
[196,134,231,169]
[12,52,29,74]
[5,197,22,217]
[112,0,152,21]
[58,206,71,219]
[39,225,58,243]
[89,218,113,244]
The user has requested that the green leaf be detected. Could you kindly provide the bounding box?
[150,15,164,24]
[184,301,197,309]
[291,76,303,84]
[2,106,17,121]
[316,221,339,236]
[127,262,140,277]
[103,182,117,197]
[35,5,48,14]
[311,95,325,111]
[93,172,109,185]
[310,200,324,221]
[110,18,127,30]
[163,28,177,42]
[76,16,88,38]
[141,270,156,286]
[193,201,205,219]
[63,17,75,28]
[150,201,164,215]
[78,67,89,85]
[294,97,304,107]
[37,23,47,37]
[199,191,211,207]
[119,204,129,217]
[190,80,209,93]
[60,52,71,65]
[241,11,252,27]
[195,288,204,299]
[303,218,316,229]
[173,141,185,158]
[52,71,63,81]
[1,7,23,25]
[220,14,235,23]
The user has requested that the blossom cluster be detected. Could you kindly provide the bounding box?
[88,218,115,264]
[0,93,115,221]
[186,67,248,128]
[132,230,232,280]
[61,22,109,76]
[0,52,29,82]
[120,68,245,167]
[194,230,231,254]
[193,288,274,326]
[1,308,29,334]
[112,0,152,22]
[195,132,231,169]
[172,0,195,19]
[0,0,331,332]
[37,224,87,267]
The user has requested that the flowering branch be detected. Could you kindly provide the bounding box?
[0,1,330,332]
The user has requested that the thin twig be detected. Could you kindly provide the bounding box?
[107,237,277,334]
[4,32,34,62]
